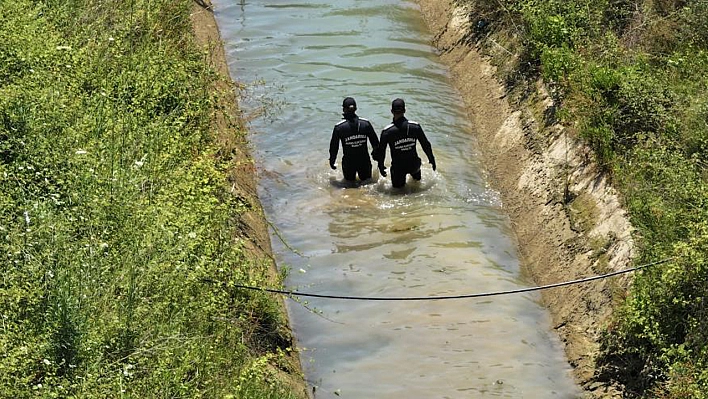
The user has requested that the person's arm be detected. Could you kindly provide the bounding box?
[417,125,436,171]
[364,121,380,160]
[329,127,339,169]
[376,131,388,176]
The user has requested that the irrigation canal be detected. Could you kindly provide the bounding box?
[213,0,582,397]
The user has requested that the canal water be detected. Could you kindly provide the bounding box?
[212,0,582,397]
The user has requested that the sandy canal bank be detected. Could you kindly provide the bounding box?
[415,0,635,397]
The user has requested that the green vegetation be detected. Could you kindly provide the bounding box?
[455,0,708,396]
[1,0,301,397]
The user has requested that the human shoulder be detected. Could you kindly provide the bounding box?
[335,119,347,127]
[358,117,374,127]
[408,120,424,134]
[382,123,395,131]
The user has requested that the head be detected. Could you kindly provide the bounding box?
[391,98,405,119]
[342,97,357,115]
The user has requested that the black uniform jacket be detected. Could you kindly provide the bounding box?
[376,116,434,167]
[329,115,379,164]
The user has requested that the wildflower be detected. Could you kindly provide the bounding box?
[134,155,146,168]
[75,149,87,155]
[24,211,30,225]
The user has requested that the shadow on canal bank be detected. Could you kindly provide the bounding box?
[414,0,635,397]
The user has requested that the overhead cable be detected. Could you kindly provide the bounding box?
[233,258,673,301]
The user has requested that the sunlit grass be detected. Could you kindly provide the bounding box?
[1,0,301,397]
[455,0,708,396]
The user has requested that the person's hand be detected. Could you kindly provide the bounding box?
[430,158,437,171]
[378,164,387,177]
[329,160,337,170]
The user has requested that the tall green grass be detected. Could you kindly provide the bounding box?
[455,0,708,396]
[1,0,301,397]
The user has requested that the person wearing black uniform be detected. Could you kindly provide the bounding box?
[376,98,437,188]
[329,97,380,183]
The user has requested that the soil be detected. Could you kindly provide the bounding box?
[413,0,637,397]
[189,3,309,398]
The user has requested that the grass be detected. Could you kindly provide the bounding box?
[454,0,708,396]
[1,0,302,397]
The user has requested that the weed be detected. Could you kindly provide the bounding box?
[1,0,301,397]
[455,0,708,396]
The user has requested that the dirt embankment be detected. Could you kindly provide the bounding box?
[190,3,276,302]
[190,4,308,397]
[415,0,635,397]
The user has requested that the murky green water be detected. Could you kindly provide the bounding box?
[213,1,582,397]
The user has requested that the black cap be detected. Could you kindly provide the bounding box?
[391,98,405,112]
[342,97,357,111]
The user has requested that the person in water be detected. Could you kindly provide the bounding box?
[329,97,380,183]
[375,98,437,188]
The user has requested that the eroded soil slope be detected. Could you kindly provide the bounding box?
[415,0,635,396]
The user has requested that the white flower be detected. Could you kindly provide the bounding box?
[122,364,134,376]
[42,359,51,365]
[134,155,146,168]
[188,232,197,239]
[75,149,87,155]
[24,211,30,225]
